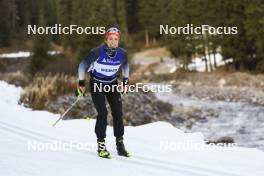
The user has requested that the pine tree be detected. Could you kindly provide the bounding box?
[29,0,52,75]
[0,0,15,46]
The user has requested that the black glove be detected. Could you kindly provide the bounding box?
[75,80,85,97]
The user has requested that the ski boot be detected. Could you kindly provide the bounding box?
[116,137,130,157]
[97,139,111,159]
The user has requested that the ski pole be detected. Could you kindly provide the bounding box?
[51,96,81,127]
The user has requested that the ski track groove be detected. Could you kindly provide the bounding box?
[0,120,242,176]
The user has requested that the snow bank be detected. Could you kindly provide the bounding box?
[187,53,233,72]
[0,51,61,59]
[0,81,264,176]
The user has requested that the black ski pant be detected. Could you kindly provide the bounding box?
[90,79,124,140]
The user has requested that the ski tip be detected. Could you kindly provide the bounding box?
[99,156,111,159]
[119,154,131,158]
[98,154,111,159]
[50,123,55,127]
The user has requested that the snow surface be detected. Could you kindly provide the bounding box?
[0,80,264,176]
[0,51,61,59]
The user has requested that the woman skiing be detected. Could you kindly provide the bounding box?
[76,27,130,158]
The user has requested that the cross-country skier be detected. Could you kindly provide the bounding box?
[76,27,130,158]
